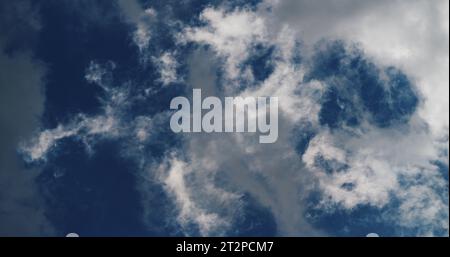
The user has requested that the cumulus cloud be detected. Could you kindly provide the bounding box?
[181,7,269,81]
[169,8,325,235]
[175,3,448,236]
[303,119,445,211]
[264,0,449,140]
[19,0,448,236]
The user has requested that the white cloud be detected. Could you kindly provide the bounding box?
[154,156,233,236]
[85,60,116,90]
[302,117,448,235]
[264,0,449,141]
[397,184,448,236]
[20,1,448,236]
[22,61,132,161]
[20,112,120,162]
[117,0,156,52]
[177,3,449,235]
[152,51,179,86]
[181,7,268,81]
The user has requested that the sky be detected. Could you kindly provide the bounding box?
[0,0,448,236]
